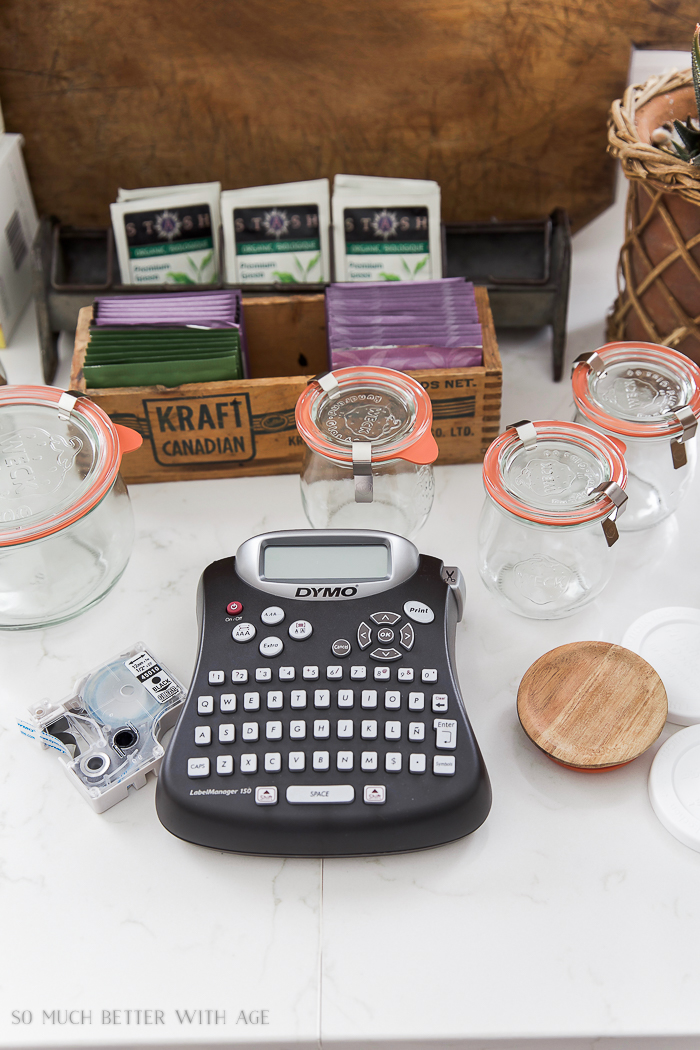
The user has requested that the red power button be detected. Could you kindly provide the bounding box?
[227,601,244,615]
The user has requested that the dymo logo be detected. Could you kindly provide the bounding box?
[295,586,358,598]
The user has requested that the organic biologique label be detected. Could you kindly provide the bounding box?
[234,204,321,283]
[343,206,431,281]
[124,204,216,285]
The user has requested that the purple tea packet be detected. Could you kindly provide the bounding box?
[325,276,483,372]
[331,346,483,369]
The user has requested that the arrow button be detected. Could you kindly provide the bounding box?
[370,611,401,625]
[357,621,372,650]
[369,647,402,661]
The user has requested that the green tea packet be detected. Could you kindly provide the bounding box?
[110,184,221,286]
[86,346,238,363]
[221,179,330,285]
[331,174,442,283]
[84,353,241,389]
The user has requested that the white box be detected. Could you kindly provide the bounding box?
[0,134,38,346]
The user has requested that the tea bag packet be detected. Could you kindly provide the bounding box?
[331,174,442,282]
[84,290,246,387]
[116,181,221,202]
[221,178,331,285]
[110,184,221,286]
[325,277,482,369]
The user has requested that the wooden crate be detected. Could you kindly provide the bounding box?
[70,287,501,484]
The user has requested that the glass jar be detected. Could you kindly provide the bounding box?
[295,367,438,538]
[572,342,700,530]
[0,386,142,629]
[478,419,628,619]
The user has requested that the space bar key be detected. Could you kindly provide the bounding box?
[286,785,355,804]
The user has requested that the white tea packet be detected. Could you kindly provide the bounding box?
[332,174,442,283]
[221,178,330,284]
[110,185,221,286]
[116,181,221,203]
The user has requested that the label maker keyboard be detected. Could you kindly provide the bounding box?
[156,530,491,856]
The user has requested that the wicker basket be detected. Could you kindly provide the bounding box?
[607,69,700,364]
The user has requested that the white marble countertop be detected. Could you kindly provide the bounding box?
[4,56,700,1050]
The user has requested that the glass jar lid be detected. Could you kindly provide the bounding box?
[483,420,627,527]
[572,341,700,439]
[0,386,142,547]
[295,367,438,465]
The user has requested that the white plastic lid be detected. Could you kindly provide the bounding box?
[622,607,700,726]
[648,724,700,852]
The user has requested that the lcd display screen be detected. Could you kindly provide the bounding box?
[263,544,389,581]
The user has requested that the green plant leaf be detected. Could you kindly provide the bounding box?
[273,272,298,283]
[693,24,700,121]
[380,272,401,280]
[673,119,700,162]
[305,252,321,276]
[166,272,197,284]
[198,250,213,274]
[187,256,200,275]
[672,141,692,162]
[413,255,429,275]
[401,257,411,275]
[293,255,305,276]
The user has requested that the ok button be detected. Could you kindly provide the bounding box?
[376,627,395,644]
[259,636,284,657]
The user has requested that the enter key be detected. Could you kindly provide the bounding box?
[433,718,457,750]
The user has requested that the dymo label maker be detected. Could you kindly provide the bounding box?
[156,530,491,856]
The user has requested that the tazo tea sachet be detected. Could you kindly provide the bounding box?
[110,183,221,286]
[221,179,330,285]
[332,174,442,283]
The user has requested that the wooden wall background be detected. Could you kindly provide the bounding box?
[0,1,696,232]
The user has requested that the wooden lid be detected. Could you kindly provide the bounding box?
[517,641,668,769]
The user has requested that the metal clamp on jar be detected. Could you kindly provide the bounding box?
[478,419,628,619]
[572,342,700,530]
[295,367,438,538]
[0,385,142,629]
